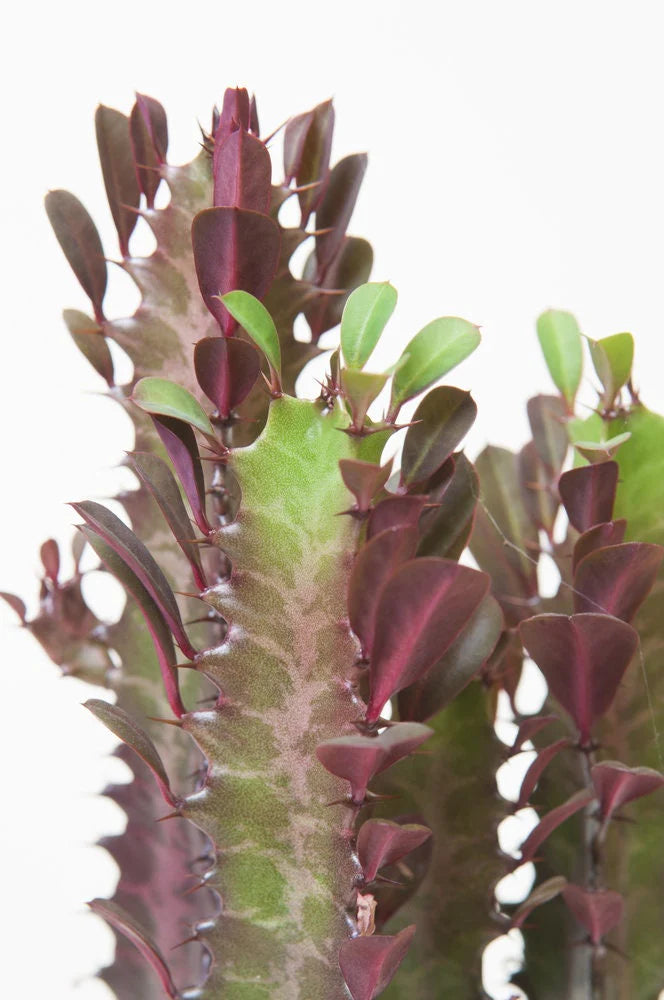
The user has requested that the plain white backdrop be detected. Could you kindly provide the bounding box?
[2,1,664,997]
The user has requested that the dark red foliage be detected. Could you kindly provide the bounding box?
[515,739,571,809]
[561,884,624,945]
[339,459,393,514]
[366,495,429,540]
[515,789,594,866]
[356,819,432,883]
[95,105,140,257]
[45,190,107,322]
[572,519,627,572]
[194,337,261,420]
[400,387,476,488]
[213,130,272,214]
[558,462,619,533]
[152,416,210,535]
[88,899,179,999]
[573,542,663,621]
[591,760,664,821]
[519,613,638,744]
[338,925,416,1000]
[366,559,489,722]
[130,94,168,208]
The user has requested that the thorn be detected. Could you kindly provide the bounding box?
[290,179,323,193]
[174,590,207,602]
[147,716,183,728]
[307,226,335,236]
[182,879,210,897]
[157,809,183,823]
[171,934,199,951]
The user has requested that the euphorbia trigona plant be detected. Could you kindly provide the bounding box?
[4,87,664,1000]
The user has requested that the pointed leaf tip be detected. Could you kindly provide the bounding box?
[561,884,624,944]
[591,760,664,821]
[339,925,416,1000]
[132,377,215,439]
[390,317,481,415]
[220,290,281,382]
[85,700,177,806]
[357,819,431,883]
[559,462,619,533]
[88,899,179,998]
[45,190,107,320]
[536,309,583,407]
[401,386,477,487]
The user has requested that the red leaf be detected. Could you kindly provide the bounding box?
[79,526,185,718]
[339,458,393,514]
[316,723,432,804]
[558,462,619,533]
[573,541,663,621]
[572,519,627,573]
[400,387,477,488]
[510,875,567,929]
[519,613,638,744]
[72,501,195,660]
[315,154,368,276]
[213,130,272,214]
[0,592,27,623]
[130,93,168,209]
[152,415,210,535]
[129,452,206,591]
[517,789,594,866]
[45,190,107,322]
[85,700,178,807]
[63,309,115,386]
[561,884,624,944]
[366,495,428,540]
[348,527,419,658]
[357,819,431,883]
[40,539,60,583]
[215,87,251,144]
[191,206,280,334]
[283,100,334,222]
[95,105,140,257]
[515,739,571,809]
[519,442,558,535]
[339,925,416,1000]
[304,236,373,341]
[417,452,478,561]
[88,899,179,998]
[591,760,664,821]
[366,559,490,722]
[194,337,261,419]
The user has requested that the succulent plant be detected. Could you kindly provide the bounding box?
[4,87,663,1000]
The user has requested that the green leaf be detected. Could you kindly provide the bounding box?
[574,432,631,463]
[390,317,481,413]
[536,309,583,407]
[221,290,281,379]
[340,368,389,431]
[589,332,634,407]
[132,377,214,437]
[341,281,398,369]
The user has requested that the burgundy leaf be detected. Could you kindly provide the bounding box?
[366,559,490,722]
[516,789,594,866]
[316,723,432,803]
[417,452,478,561]
[191,206,280,334]
[510,875,567,929]
[129,451,206,590]
[573,542,663,621]
[213,129,272,214]
[400,387,477,487]
[357,818,432,883]
[194,337,261,419]
[88,899,179,999]
[95,105,140,257]
[558,462,619,533]
[40,539,60,583]
[527,395,569,476]
[215,87,251,144]
[339,925,416,1000]
[0,592,27,623]
[519,613,638,744]
[85,699,178,807]
[153,415,209,535]
[249,93,260,134]
[509,715,558,755]
[72,500,195,659]
[304,236,373,341]
[339,458,393,514]
[591,760,664,821]
[561,884,624,944]
[315,153,368,276]
[515,739,571,809]
[348,526,419,657]
[398,593,503,722]
[284,100,335,223]
[79,526,185,718]
[130,93,168,209]
[367,495,429,541]
[572,519,627,573]
[45,190,107,321]
[63,309,114,386]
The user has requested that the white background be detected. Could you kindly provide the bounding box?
[2,1,664,997]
